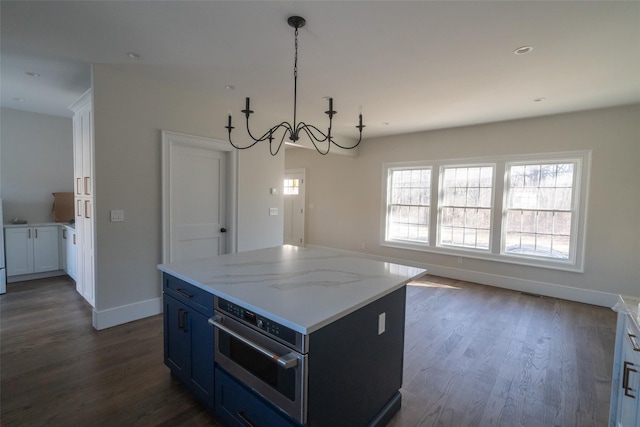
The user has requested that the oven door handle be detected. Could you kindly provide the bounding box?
[209,316,299,369]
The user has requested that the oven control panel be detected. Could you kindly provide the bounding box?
[217,297,298,347]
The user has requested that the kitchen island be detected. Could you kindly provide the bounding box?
[158,245,426,427]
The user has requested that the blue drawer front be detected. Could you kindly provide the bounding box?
[215,367,300,427]
[163,273,214,316]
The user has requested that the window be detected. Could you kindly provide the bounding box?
[382,151,590,272]
[438,166,493,250]
[385,167,431,244]
[503,162,577,261]
[283,178,300,195]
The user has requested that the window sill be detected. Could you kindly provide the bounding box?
[380,240,584,273]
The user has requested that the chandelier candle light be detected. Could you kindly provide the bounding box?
[225,16,365,156]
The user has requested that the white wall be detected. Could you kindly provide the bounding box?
[0,108,73,222]
[91,65,283,320]
[285,105,640,302]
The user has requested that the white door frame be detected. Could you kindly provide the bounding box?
[284,168,306,246]
[161,130,238,263]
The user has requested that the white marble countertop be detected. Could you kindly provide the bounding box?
[158,246,426,334]
[616,294,640,333]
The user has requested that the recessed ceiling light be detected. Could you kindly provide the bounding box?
[225,85,235,91]
[13,97,25,102]
[514,46,533,55]
[382,122,390,126]
[25,72,40,78]
[533,97,546,102]
[126,52,143,60]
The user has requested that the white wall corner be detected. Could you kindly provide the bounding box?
[92,297,162,330]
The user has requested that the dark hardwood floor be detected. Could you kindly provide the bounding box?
[0,275,615,426]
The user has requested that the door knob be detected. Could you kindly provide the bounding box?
[220,228,227,233]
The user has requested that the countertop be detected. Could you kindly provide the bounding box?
[616,294,640,333]
[4,222,75,229]
[158,245,426,334]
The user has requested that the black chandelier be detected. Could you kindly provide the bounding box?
[226,16,365,156]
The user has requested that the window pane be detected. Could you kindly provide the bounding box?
[439,165,494,250]
[506,211,521,232]
[503,160,578,261]
[387,167,431,244]
[476,230,490,249]
[521,211,536,233]
[554,188,573,210]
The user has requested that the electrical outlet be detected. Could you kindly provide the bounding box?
[269,208,278,216]
[378,312,386,335]
[110,210,124,222]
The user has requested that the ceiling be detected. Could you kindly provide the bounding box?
[2,1,639,140]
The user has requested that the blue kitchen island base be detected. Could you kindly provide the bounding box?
[159,246,426,427]
[369,392,402,427]
[215,364,402,427]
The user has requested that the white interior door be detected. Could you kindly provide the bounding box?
[162,131,237,263]
[284,169,305,246]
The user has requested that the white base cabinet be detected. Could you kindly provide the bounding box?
[60,226,77,281]
[610,296,640,427]
[5,226,60,276]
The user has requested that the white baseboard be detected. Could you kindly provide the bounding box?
[307,244,618,308]
[7,270,66,283]
[92,297,162,330]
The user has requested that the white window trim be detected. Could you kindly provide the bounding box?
[380,150,591,272]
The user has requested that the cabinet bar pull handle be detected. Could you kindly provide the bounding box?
[623,361,637,399]
[177,308,184,330]
[182,311,188,333]
[63,229,67,239]
[237,412,256,427]
[175,288,193,299]
[76,178,81,195]
[84,177,90,195]
[73,234,76,245]
[77,200,82,217]
[35,229,38,238]
[28,229,31,239]
[84,200,90,219]
[628,333,640,352]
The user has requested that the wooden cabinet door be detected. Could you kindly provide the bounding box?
[164,294,190,379]
[5,227,34,276]
[618,319,640,427]
[187,307,214,406]
[33,226,60,273]
[66,230,78,280]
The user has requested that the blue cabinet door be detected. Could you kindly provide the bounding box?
[164,292,215,408]
[186,305,214,406]
[164,294,190,378]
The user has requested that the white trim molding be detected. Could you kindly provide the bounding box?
[307,244,617,308]
[92,297,162,330]
[161,130,239,262]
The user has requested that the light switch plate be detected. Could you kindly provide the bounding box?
[269,208,278,216]
[110,210,124,222]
